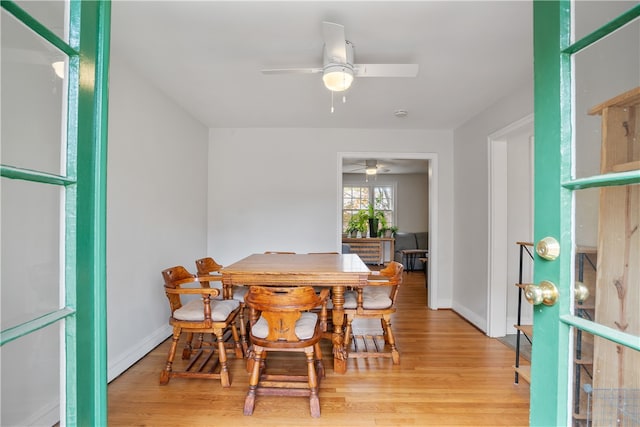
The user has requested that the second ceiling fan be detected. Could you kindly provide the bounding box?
[261,21,419,95]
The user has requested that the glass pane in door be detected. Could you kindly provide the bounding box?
[1,8,67,176]
[574,0,640,40]
[14,0,68,42]
[0,323,61,426]
[569,325,640,427]
[573,18,639,179]
[1,179,62,329]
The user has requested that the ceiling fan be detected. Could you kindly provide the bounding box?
[261,21,419,99]
[345,159,389,181]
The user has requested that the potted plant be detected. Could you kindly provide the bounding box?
[376,212,388,237]
[367,204,381,238]
[347,210,369,238]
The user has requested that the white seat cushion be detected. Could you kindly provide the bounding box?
[174,298,239,322]
[251,312,318,340]
[344,287,392,309]
[232,285,248,303]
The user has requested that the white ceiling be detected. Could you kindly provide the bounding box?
[110,1,533,130]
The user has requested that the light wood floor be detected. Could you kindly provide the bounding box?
[108,270,530,426]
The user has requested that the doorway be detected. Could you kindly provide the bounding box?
[487,115,534,337]
[338,152,438,309]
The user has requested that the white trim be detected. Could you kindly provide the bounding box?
[486,114,534,338]
[338,151,439,309]
[487,139,508,337]
[107,325,172,382]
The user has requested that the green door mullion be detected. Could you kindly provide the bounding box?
[64,1,81,423]
[0,308,75,346]
[0,165,77,186]
[73,1,111,425]
[563,169,640,190]
[560,315,640,351]
[531,1,573,425]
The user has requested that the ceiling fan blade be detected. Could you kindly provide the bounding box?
[322,21,347,63]
[354,64,419,77]
[261,67,323,75]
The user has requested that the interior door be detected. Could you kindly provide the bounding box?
[0,1,110,425]
[530,2,639,426]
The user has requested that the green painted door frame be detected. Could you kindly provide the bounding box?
[0,1,111,425]
[531,1,640,425]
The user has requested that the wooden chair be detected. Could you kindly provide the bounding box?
[343,261,404,364]
[195,256,250,353]
[160,265,243,387]
[243,286,329,418]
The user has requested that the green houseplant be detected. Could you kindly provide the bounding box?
[346,210,369,237]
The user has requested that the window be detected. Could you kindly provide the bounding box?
[342,185,394,232]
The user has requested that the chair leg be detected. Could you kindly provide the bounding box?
[313,342,325,379]
[230,322,244,359]
[160,328,181,385]
[305,347,321,418]
[214,328,231,387]
[238,303,249,354]
[382,315,400,364]
[244,345,264,416]
[344,315,354,348]
[181,332,194,359]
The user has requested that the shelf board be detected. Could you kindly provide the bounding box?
[513,365,531,384]
[612,160,640,173]
[574,356,593,365]
[514,324,533,337]
[573,411,588,420]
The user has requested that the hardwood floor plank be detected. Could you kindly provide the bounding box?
[108,270,530,426]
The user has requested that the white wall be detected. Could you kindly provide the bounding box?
[208,128,454,307]
[452,84,533,330]
[106,55,210,381]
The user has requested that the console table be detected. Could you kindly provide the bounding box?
[342,237,394,265]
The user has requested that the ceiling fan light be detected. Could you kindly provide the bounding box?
[52,61,65,79]
[365,167,377,175]
[322,65,354,92]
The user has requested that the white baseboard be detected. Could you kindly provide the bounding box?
[451,302,487,333]
[108,324,172,382]
[21,400,59,427]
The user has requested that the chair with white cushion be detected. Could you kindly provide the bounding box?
[243,286,329,418]
[343,261,404,364]
[195,256,250,353]
[160,265,243,387]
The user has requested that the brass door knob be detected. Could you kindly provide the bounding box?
[536,237,560,260]
[574,281,590,303]
[524,280,559,306]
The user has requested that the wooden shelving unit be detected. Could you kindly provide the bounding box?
[513,242,534,384]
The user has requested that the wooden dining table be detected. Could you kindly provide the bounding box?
[220,253,371,374]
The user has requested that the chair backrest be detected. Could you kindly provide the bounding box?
[195,257,223,274]
[245,286,327,342]
[161,265,197,312]
[194,257,223,289]
[375,261,404,304]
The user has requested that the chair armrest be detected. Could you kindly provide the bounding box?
[164,287,221,298]
[366,278,392,286]
[317,287,330,302]
[195,274,223,282]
